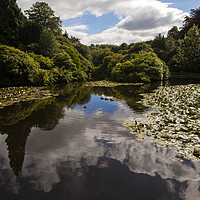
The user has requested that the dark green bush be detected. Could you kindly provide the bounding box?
[53,52,75,69]
[29,53,54,69]
[129,42,153,54]
[111,51,169,83]
[0,45,40,86]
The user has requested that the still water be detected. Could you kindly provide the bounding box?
[0,82,200,200]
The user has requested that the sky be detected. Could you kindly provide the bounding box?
[17,0,200,45]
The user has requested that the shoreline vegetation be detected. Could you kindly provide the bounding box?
[86,80,143,87]
[0,86,57,109]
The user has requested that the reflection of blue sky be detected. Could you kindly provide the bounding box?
[74,95,120,115]
[1,92,200,199]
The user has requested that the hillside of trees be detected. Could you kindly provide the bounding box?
[0,0,200,87]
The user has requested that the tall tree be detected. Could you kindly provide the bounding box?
[36,29,58,57]
[25,2,62,34]
[180,7,200,38]
[0,0,26,46]
[172,25,200,73]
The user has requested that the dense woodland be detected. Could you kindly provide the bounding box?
[0,0,200,87]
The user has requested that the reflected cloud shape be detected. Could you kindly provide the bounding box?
[0,85,200,199]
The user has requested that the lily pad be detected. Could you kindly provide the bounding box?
[123,84,200,161]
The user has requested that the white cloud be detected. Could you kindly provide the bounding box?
[17,0,188,45]
[63,25,88,40]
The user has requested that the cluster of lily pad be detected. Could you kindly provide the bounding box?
[123,84,200,161]
[86,80,143,87]
[0,87,54,109]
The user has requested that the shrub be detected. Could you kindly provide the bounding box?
[29,53,54,69]
[53,52,75,69]
[111,51,169,82]
[0,45,40,86]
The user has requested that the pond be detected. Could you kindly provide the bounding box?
[0,80,200,200]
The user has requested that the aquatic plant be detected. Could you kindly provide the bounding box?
[86,80,143,87]
[123,84,200,161]
[0,86,54,109]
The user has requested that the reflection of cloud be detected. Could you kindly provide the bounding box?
[1,99,200,199]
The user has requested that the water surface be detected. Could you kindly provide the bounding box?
[0,82,200,200]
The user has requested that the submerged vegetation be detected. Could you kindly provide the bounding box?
[123,84,200,161]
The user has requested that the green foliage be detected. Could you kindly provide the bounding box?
[151,33,166,50]
[93,53,124,80]
[75,43,92,61]
[52,51,90,83]
[0,0,27,46]
[56,35,71,46]
[25,1,62,34]
[90,42,169,83]
[129,42,153,54]
[111,51,169,83]
[53,52,73,68]
[19,22,42,45]
[90,47,112,67]
[0,45,40,87]
[57,38,93,81]
[29,53,54,69]
[170,25,200,73]
[180,7,200,38]
[60,45,81,67]
[36,29,58,57]
[150,33,168,62]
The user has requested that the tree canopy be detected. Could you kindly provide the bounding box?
[25,1,62,34]
[0,0,26,46]
[180,7,200,38]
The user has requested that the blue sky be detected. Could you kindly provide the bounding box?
[160,0,199,12]
[18,0,199,45]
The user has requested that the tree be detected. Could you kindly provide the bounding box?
[75,43,92,61]
[20,21,42,45]
[36,29,58,57]
[25,2,62,34]
[70,36,80,44]
[0,45,40,86]
[151,33,166,50]
[170,24,200,73]
[111,51,169,83]
[129,42,153,54]
[166,26,179,50]
[180,7,200,38]
[0,0,26,46]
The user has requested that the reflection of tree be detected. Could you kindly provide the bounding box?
[51,158,184,200]
[51,84,92,108]
[90,83,160,112]
[0,82,162,176]
[0,83,89,176]
[4,121,30,176]
[0,98,64,175]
